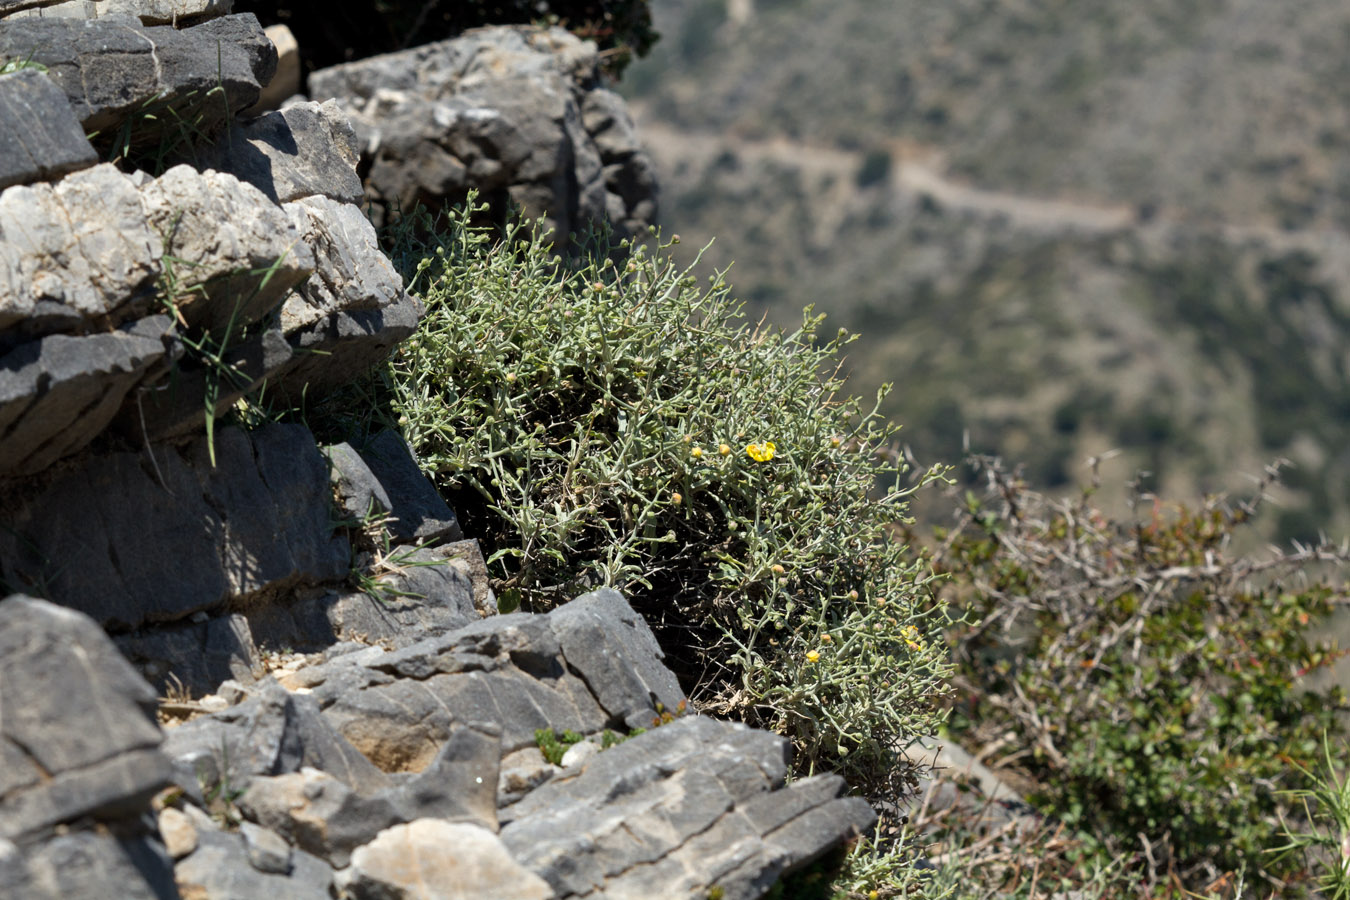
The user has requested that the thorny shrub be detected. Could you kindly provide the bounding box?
[933,456,1350,897]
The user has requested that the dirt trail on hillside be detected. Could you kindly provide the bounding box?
[633,114,1350,281]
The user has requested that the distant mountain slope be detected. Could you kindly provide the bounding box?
[620,0,1350,540]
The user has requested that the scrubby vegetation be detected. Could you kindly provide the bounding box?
[928,457,1350,898]
[302,201,1350,899]
[365,203,953,791]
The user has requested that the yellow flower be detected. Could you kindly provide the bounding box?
[718,443,732,456]
[745,441,776,462]
[691,446,703,459]
[805,650,820,663]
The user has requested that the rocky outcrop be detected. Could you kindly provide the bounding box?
[307,26,659,243]
[0,3,873,897]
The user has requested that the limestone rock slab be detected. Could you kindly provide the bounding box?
[141,165,315,334]
[0,67,96,190]
[0,163,160,335]
[356,428,462,544]
[339,820,551,900]
[0,423,349,629]
[174,828,333,900]
[0,314,172,475]
[2,0,232,24]
[201,99,364,204]
[236,721,498,867]
[0,14,275,142]
[501,716,877,900]
[0,597,170,841]
[280,195,405,334]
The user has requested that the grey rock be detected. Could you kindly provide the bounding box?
[190,423,350,598]
[559,737,599,769]
[357,429,462,544]
[202,99,364,204]
[550,587,687,730]
[321,646,607,768]
[2,0,233,24]
[163,683,392,798]
[0,314,172,476]
[308,26,657,242]
[0,67,96,190]
[240,821,292,874]
[0,160,311,346]
[0,838,32,897]
[497,746,557,808]
[0,424,349,630]
[237,721,496,867]
[0,14,275,141]
[24,829,178,900]
[280,195,406,334]
[0,597,163,789]
[116,612,263,699]
[314,590,674,769]
[501,716,876,899]
[339,820,551,900]
[116,321,294,443]
[273,276,423,400]
[248,23,299,114]
[0,747,177,840]
[327,440,394,524]
[157,806,199,860]
[174,828,332,900]
[0,597,171,840]
[245,550,485,656]
[0,163,160,336]
[140,165,315,335]
[0,444,227,627]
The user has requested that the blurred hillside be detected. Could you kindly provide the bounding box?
[620,0,1350,540]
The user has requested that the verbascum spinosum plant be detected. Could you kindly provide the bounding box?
[380,199,953,787]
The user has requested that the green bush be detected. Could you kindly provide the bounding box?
[935,457,1350,897]
[378,202,952,782]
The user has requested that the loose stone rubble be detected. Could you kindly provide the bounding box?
[0,3,872,897]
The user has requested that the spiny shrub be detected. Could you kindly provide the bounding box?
[379,201,952,781]
[934,456,1350,897]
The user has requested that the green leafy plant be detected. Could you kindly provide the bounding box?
[375,201,953,790]
[934,456,1350,896]
[535,728,585,766]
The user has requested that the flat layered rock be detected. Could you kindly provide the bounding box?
[0,423,349,629]
[201,99,364,204]
[0,315,173,476]
[141,165,315,334]
[0,164,161,336]
[1,0,231,24]
[0,598,175,899]
[174,828,333,900]
[339,820,551,900]
[267,195,423,398]
[0,163,311,346]
[0,13,274,143]
[0,67,96,190]
[501,716,877,900]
